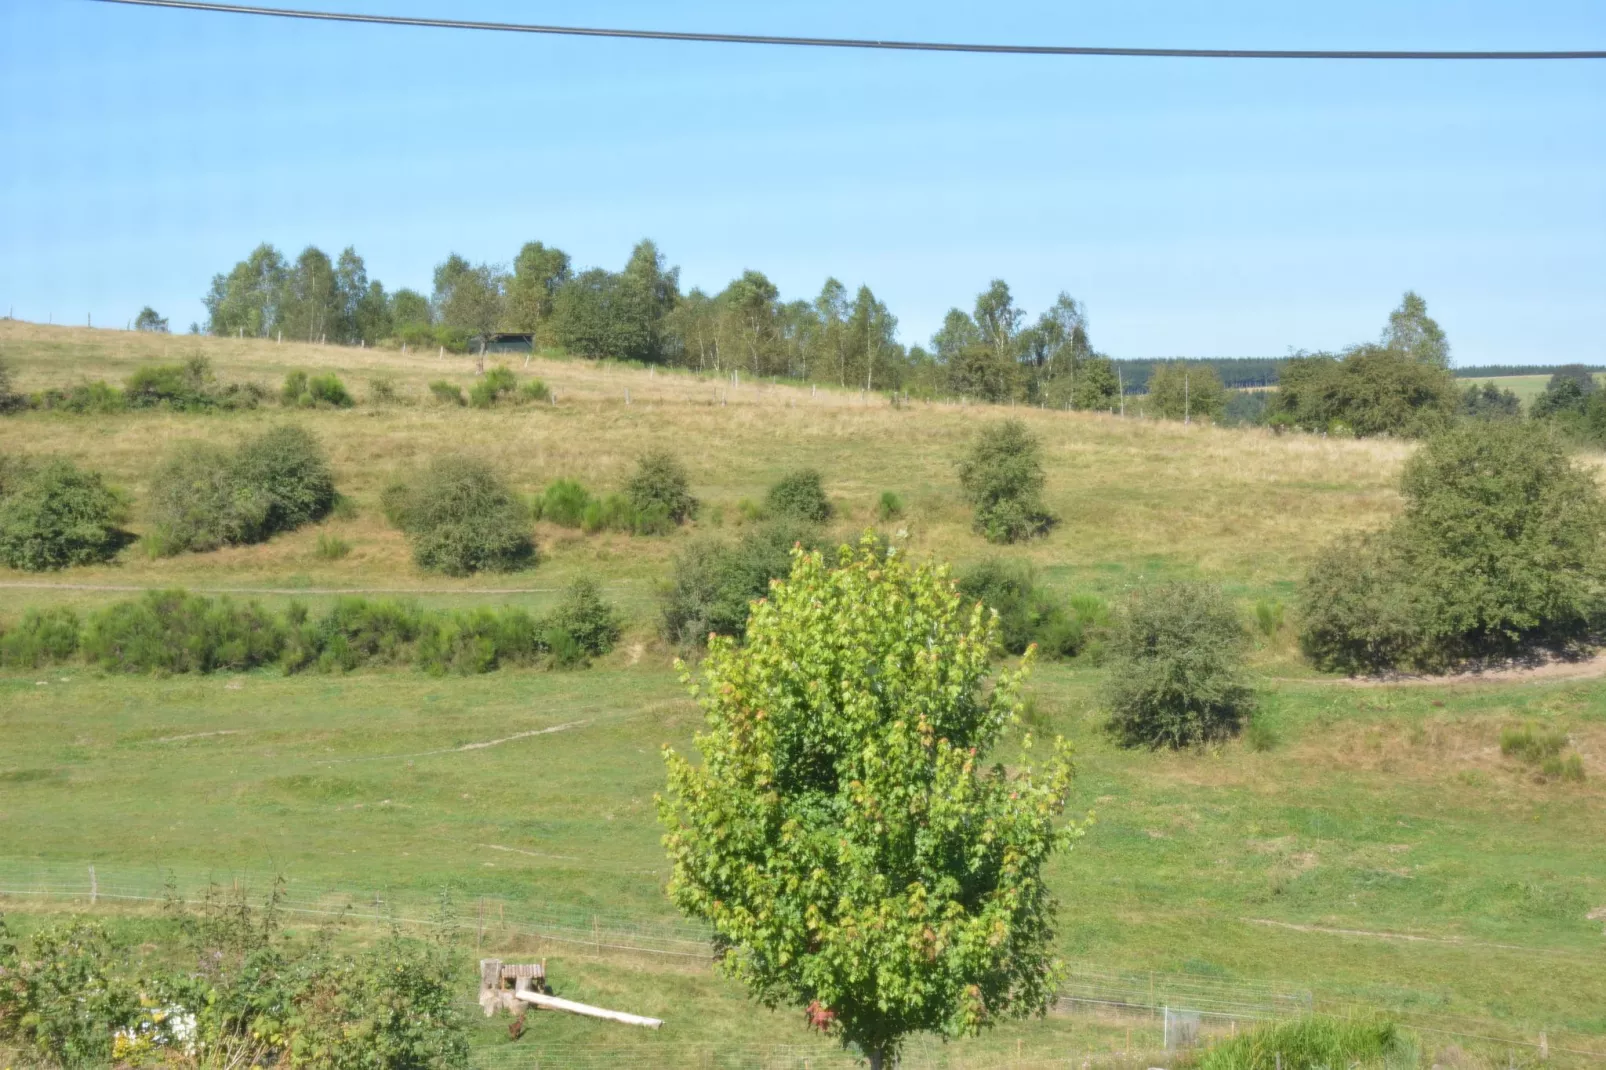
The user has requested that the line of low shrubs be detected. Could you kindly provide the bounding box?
[281,369,354,408]
[0,581,620,675]
[146,425,338,556]
[19,357,269,415]
[534,478,672,536]
[0,455,131,570]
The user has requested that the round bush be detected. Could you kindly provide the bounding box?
[1300,421,1606,672]
[387,455,534,576]
[765,469,833,524]
[1103,582,1255,748]
[0,458,128,570]
[626,450,697,525]
[146,427,336,555]
[660,520,817,647]
[956,420,1055,544]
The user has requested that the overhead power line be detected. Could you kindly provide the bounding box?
[90,0,1606,60]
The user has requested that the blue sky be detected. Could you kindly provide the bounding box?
[2,1,1603,364]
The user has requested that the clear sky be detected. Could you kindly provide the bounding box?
[2,1,1603,364]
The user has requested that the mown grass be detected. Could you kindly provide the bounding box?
[1,325,1603,1066]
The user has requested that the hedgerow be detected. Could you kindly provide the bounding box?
[5,586,620,677]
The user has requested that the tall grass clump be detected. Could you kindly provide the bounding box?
[382,455,534,575]
[765,469,832,523]
[1500,723,1586,782]
[468,365,518,408]
[877,490,904,521]
[956,420,1055,544]
[1301,421,1606,673]
[282,370,354,408]
[626,450,698,526]
[0,457,130,570]
[429,380,466,406]
[146,426,336,556]
[955,559,1103,659]
[1185,1016,1402,1070]
[1104,582,1255,748]
[0,607,80,668]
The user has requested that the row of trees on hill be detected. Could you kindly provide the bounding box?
[200,240,1130,407]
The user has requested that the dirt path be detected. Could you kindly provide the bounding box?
[1278,651,1606,689]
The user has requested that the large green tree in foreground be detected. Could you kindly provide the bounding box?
[660,538,1079,1069]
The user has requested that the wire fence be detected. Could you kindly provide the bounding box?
[2,861,1600,1066]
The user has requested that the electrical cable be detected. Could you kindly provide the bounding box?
[89,0,1606,60]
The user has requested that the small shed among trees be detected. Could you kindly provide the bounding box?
[471,332,535,355]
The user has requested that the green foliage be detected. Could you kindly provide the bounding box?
[124,356,264,412]
[147,426,337,555]
[537,478,592,527]
[428,379,466,406]
[1243,716,1279,753]
[661,537,1079,1068]
[1459,381,1521,420]
[0,355,23,412]
[877,490,903,521]
[468,365,518,408]
[0,917,143,1068]
[659,520,819,647]
[1185,1016,1401,1070]
[281,369,309,405]
[415,607,544,675]
[955,559,1101,660]
[1254,599,1285,638]
[1271,346,1457,438]
[543,577,623,659]
[281,597,425,673]
[1301,421,1606,672]
[383,455,534,575]
[282,370,354,408]
[0,607,80,668]
[27,381,127,414]
[1220,389,1270,427]
[0,458,128,570]
[1104,582,1256,748]
[956,420,1055,544]
[1146,362,1226,422]
[82,590,286,674]
[520,377,551,403]
[314,533,351,560]
[765,468,833,523]
[626,450,698,525]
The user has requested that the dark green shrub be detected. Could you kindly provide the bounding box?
[545,577,621,657]
[416,606,543,674]
[0,607,80,668]
[147,426,336,555]
[1254,599,1285,638]
[468,365,518,408]
[0,458,129,570]
[1272,345,1457,437]
[429,379,465,406]
[82,590,286,674]
[385,455,534,575]
[955,559,1091,659]
[1104,582,1255,748]
[1459,381,1521,420]
[765,469,833,523]
[660,521,817,646]
[520,378,551,403]
[231,425,337,532]
[306,372,354,407]
[125,356,214,411]
[1301,421,1606,672]
[538,478,592,527]
[282,596,425,673]
[956,420,1055,544]
[877,490,904,521]
[582,492,637,535]
[626,450,697,525]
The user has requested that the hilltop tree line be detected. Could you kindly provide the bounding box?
[198,239,1129,408]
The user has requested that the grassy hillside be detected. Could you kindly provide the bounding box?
[1,323,1602,1067]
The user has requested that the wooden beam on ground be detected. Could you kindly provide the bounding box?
[514,990,664,1029]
